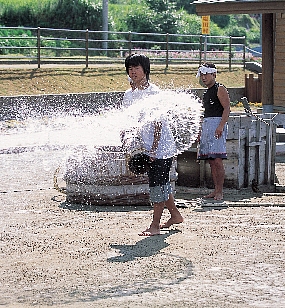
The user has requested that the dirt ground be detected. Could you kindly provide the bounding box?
[0,64,250,96]
[0,147,285,308]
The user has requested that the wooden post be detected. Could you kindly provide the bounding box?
[262,13,274,110]
[255,119,261,184]
[203,35,207,62]
[85,29,89,68]
[128,31,132,56]
[243,36,246,71]
[257,73,262,103]
[102,0,108,55]
[199,35,203,65]
[165,33,169,70]
[229,36,232,72]
[37,27,41,68]
[245,73,262,103]
[245,74,249,100]
[247,74,255,102]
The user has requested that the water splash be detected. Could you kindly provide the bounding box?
[63,90,202,203]
[118,90,202,156]
[1,90,202,152]
[0,90,202,204]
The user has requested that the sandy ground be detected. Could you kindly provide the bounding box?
[1,148,285,308]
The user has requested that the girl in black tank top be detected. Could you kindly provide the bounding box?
[203,82,224,118]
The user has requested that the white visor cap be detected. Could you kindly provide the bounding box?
[196,66,217,78]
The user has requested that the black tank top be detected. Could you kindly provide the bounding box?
[203,82,224,118]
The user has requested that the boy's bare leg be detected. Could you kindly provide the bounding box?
[160,194,184,229]
[139,202,165,236]
[204,158,224,200]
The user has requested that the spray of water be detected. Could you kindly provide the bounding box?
[0,90,203,202]
[63,90,203,191]
[118,90,203,156]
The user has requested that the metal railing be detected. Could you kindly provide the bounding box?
[0,26,251,69]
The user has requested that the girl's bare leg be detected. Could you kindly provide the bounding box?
[204,158,224,200]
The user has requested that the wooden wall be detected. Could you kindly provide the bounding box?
[177,114,276,190]
[274,13,285,111]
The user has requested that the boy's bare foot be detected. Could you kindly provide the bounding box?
[139,227,160,236]
[160,217,184,229]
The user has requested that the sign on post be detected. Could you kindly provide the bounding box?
[202,16,210,35]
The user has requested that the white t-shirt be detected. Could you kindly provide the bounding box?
[122,83,160,108]
[122,83,177,159]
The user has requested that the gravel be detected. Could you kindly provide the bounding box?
[0,149,285,308]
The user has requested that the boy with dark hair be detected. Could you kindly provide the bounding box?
[122,54,183,236]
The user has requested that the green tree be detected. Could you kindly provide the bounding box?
[144,0,179,33]
[174,0,196,14]
[39,0,102,30]
[122,6,158,33]
[1,0,103,30]
[211,15,230,28]
[177,12,200,35]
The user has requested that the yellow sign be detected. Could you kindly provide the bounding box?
[202,15,210,35]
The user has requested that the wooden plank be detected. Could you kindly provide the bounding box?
[273,86,285,104]
[273,100,285,108]
[226,140,240,158]
[262,13,274,107]
[239,115,252,130]
[274,85,285,94]
[227,116,240,140]
[270,123,277,185]
[224,158,239,188]
[274,54,285,62]
[274,95,285,103]
[259,120,268,139]
[255,120,261,184]
[273,73,285,81]
[264,122,275,184]
[191,115,277,189]
[238,129,246,188]
[275,38,285,46]
[276,13,285,25]
[274,81,285,91]
[274,91,285,103]
[247,125,257,186]
[195,1,285,15]
[258,134,266,184]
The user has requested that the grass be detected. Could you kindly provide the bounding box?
[0,64,253,97]
[0,0,52,8]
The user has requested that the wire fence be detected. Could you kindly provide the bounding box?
[0,26,256,70]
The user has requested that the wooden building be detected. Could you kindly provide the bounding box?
[193,0,285,113]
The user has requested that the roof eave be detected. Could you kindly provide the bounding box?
[194,1,285,15]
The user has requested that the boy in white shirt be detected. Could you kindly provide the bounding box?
[123,54,183,236]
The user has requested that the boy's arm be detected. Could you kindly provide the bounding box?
[150,121,162,159]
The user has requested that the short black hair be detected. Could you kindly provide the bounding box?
[202,62,216,69]
[125,54,150,81]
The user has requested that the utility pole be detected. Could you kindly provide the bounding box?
[102,0,108,55]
